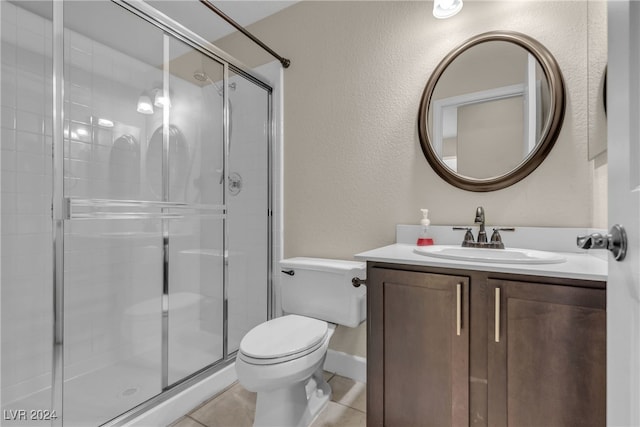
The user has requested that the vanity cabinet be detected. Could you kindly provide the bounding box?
[488,279,606,427]
[367,267,470,427]
[366,263,606,427]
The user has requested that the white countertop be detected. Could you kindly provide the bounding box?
[355,243,608,282]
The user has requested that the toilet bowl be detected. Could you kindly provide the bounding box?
[236,315,335,427]
[235,258,366,427]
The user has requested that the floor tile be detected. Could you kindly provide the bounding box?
[310,401,366,427]
[168,416,207,427]
[324,371,335,382]
[189,383,256,427]
[182,373,366,427]
[328,375,366,413]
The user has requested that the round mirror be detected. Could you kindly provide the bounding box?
[418,31,565,192]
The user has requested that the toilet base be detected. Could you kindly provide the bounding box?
[253,367,331,427]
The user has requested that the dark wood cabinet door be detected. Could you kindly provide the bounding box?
[488,279,606,427]
[368,267,469,427]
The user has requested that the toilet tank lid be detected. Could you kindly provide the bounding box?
[280,257,365,275]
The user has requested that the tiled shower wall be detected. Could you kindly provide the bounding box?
[62,17,167,384]
[1,1,54,405]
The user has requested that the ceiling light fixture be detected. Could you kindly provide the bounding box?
[153,89,171,108]
[137,91,154,115]
[97,118,114,128]
[433,0,463,19]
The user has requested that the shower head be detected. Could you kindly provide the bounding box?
[194,70,223,96]
[193,71,210,82]
[193,70,236,94]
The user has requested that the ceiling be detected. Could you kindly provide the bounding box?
[12,0,297,64]
[146,0,297,44]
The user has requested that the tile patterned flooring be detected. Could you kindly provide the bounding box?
[169,373,366,427]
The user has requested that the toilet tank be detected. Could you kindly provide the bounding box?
[279,257,366,328]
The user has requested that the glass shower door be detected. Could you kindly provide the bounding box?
[60,2,226,424]
[166,37,225,385]
[227,72,271,353]
[2,0,272,424]
[61,3,166,425]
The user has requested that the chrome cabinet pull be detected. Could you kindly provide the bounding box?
[495,287,501,343]
[456,283,462,336]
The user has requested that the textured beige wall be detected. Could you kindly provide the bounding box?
[239,0,594,253]
[216,1,605,358]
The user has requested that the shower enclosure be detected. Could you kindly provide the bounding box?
[1,1,274,425]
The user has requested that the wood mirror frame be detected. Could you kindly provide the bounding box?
[418,31,566,192]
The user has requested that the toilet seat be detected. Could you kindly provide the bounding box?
[239,315,328,365]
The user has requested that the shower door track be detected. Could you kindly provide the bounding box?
[50,1,275,425]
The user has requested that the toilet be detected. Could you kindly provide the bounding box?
[235,257,367,427]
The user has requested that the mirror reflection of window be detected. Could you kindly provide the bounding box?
[457,97,524,178]
[429,42,552,179]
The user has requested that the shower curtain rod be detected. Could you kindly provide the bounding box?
[199,0,291,68]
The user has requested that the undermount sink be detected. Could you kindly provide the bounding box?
[414,245,567,264]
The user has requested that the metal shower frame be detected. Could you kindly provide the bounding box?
[50,1,276,425]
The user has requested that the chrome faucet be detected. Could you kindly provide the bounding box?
[453,206,514,248]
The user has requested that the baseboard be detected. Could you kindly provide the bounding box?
[323,350,367,384]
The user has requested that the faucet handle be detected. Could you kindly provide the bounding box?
[491,227,515,235]
[490,227,515,248]
[453,227,475,245]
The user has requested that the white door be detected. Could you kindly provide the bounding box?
[608,2,640,425]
